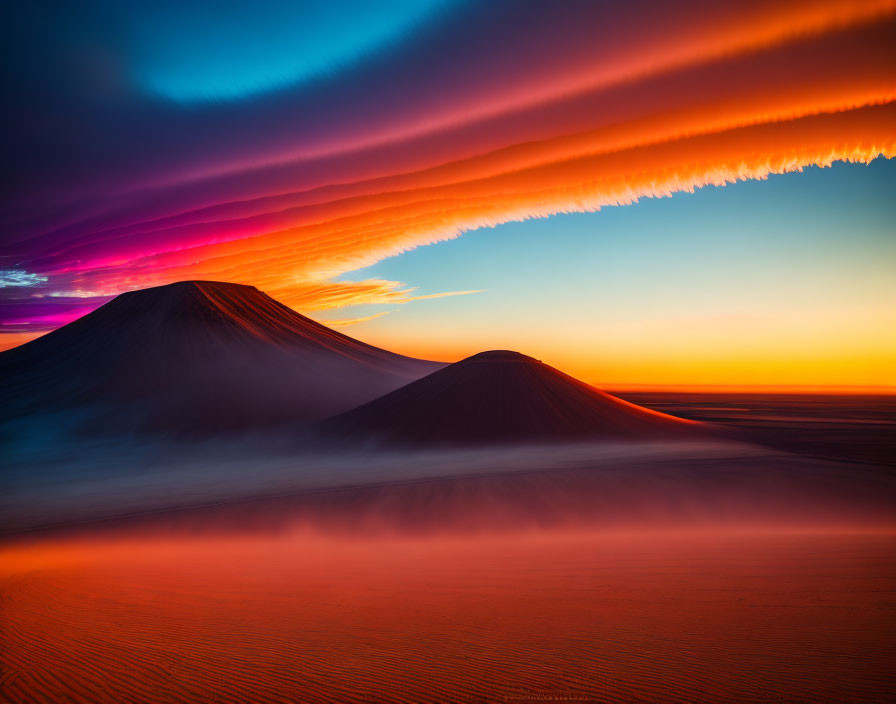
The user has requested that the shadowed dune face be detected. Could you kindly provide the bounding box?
[0,281,442,436]
[317,350,703,447]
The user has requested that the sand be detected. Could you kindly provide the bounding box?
[2,529,894,703]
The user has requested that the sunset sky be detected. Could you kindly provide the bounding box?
[1,0,894,388]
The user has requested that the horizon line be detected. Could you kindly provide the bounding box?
[605,383,896,396]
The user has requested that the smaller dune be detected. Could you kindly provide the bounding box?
[317,350,703,447]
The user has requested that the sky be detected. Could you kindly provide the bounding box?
[1,0,894,389]
[340,159,896,389]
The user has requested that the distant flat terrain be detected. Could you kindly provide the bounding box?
[615,392,896,465]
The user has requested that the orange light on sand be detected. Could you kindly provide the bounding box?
[1,528,895,703]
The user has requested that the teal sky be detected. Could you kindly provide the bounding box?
[323,158,896,386]
[123,0,451,101]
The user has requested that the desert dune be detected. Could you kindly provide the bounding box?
[316,349,703,447]
[0,281,442,437]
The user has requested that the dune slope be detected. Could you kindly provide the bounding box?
[317,350,701,446]
[0,281,442,435]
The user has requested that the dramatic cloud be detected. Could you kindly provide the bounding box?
[1,0,894,343]
[0,271,48,288]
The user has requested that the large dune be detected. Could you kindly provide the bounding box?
[0,281,442,436]
[317,350,702,447]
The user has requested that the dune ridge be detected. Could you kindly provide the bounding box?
[317,350,702,446]
[0,280,442,435]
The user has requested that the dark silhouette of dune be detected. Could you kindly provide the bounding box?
[0,281,442,435]
[317,350,702,446]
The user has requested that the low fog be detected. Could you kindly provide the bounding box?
[4,433,894,537]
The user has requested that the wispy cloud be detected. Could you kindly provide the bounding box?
[268,279,483,311]
[312,288,486,325]
[403,290,485,302]
[315,311,392,327]
[0,270,48,288]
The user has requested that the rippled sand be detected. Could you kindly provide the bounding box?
[2,529,894,703]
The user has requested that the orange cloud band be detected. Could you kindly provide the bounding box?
[6,4,896,328]
[111,104,895,299]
